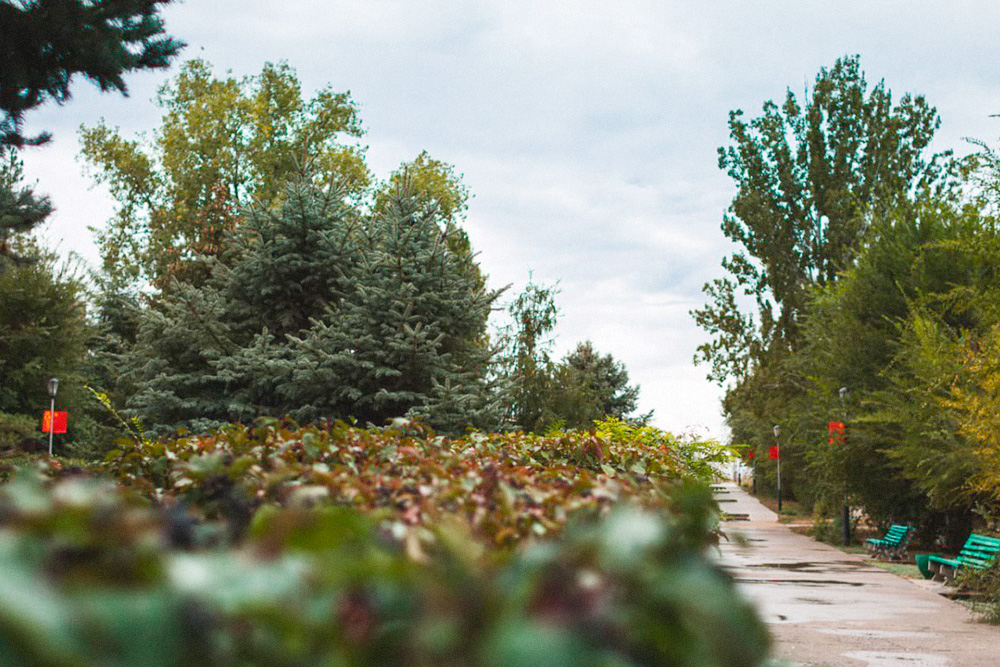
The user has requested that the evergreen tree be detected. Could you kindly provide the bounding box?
[494,287,650,432]
[0,238,88,416]
[0,0,182,148]
[0,0,180,266]
[124,176,500,434]
[495,281,560,432]
[556,341,650,427]
[0,147,51,272]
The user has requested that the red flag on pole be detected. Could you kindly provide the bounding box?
[828,420,846,445]
[769,445,779,459]
[42,411,68,434]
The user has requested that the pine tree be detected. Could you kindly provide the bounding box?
[124,176,500,434]
[0,0,181,265]
[0,238,88,415]
[287,179,497,427]
[0,148,51,272]
[559,341,650,426]
[0,0,182,148]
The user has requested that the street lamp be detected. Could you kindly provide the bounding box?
[839,387,850,546]
[773,424,782,513]
[47,377,59,457]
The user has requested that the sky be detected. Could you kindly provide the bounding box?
[18,1,1000,441]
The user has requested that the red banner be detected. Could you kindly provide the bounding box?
[42,411,68,434]
[746,449,755,460]
[769,445,779,459]
[828,420,846,445]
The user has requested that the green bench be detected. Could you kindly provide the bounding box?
[864,524,914,561]
[916,533,1000,583]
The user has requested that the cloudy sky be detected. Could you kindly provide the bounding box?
[19,1,1000,440]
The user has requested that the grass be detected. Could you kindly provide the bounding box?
[866,559,923,579]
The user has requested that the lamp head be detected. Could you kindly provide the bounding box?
[839,386,849,400]
[773,424,780,438]
[48,377,59,398]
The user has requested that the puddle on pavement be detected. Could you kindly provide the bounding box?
[841,650,950,666]
[820,629,938,639]
[744,561,864,571]
[735,577,866,587]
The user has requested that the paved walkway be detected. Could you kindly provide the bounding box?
[713,482,1000,667]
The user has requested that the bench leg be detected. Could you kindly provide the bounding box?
[932,564,956,584]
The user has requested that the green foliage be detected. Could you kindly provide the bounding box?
[0,467,769,667]
[496,280,561,432]
[0,412,38,453]
[594,418,734,484]
[956,564,1000,624]
[694,56,1000,540]
[80,58,368,287]
[551,342,650,428]
[694,55,950,385]
[99,418,714,548]
[496,286,649,432]
[0,239,88,418]
[122,174,499,434]
[0,147,52,271]
[0,0,182,148]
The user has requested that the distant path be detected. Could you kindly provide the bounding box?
[713,482,999,667]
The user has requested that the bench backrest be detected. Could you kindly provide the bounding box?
[882,524,912,545]
[957,533,1000,569]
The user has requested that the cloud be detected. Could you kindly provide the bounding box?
[16,0,1000,442]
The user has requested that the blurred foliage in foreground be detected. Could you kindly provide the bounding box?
[0,464,768,667]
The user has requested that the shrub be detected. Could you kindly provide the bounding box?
[99,419,724,550]
[0,412,40,453]
[956,564,1000,624]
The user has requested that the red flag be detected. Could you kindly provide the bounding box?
[42,411,68,434]
[828,420,846,445]
[769,445,779,460]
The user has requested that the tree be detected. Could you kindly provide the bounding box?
[495,281,560,432]
[790,201,993,529]
[80,59,368,287]
[494,287,650,432]
[0,0,182,148]
[123,174,500,434]
[0,238,88,417]
[0,0,181,266]
[551,341,650,429]
[0,147,51,271]
[693,56,956,513]
[693,55,951,386]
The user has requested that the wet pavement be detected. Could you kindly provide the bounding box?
[713,482,1000,667]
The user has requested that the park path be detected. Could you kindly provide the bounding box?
[713,482,1000,667]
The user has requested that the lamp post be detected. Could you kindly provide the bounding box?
[47,377,59,457]
[773,424,781,513]
[839,386,850,546]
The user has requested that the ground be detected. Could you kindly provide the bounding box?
[714,482,1000,667]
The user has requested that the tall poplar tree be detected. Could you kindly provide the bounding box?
[693,56,950,386]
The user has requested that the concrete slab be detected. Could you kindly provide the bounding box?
[713,483,1000,667]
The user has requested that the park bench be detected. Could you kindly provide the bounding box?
[918,533,1000,583]
[864,524,914,561]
